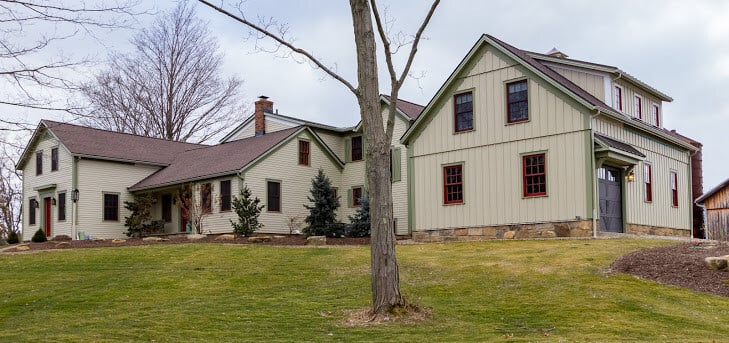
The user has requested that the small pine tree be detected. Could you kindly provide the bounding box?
[346,194,370,237]
[6,231,19,244]
[230,185,264,236]
[31,228,47,243]
[303,169,341,237]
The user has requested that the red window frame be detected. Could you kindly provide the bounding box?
[352,187,363,207]
[523,154,547,197]
[453,92,473,132]
[351,136,363,162]
[670,171,678,207]
[614,86,623,111]
[298,140,310,166]
[652,104,660,127]
[443,164,463,204]
[507,80,529,123]
[644,163,653,202]
[634,96,642,119]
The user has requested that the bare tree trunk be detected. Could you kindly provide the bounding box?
[350,0,404,314]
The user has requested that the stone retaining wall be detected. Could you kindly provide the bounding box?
[412,220,593,243]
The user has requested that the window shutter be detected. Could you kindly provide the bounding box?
[392,147,401,182]
[347,188,353,208]
[362,136,367,159]
[345,138,351,162]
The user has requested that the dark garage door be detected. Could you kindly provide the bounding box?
[598,166,623,233]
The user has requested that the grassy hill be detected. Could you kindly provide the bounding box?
[1,239,727,342]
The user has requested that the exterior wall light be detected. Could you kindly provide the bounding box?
[626,171,635,182]
[72,189,80,203]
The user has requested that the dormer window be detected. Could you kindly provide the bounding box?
[652,104,660,127]
[634,95,642,119]
[614,85,623,112]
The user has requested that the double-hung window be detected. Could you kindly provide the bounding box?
[267,181,281,212]
[351,136,363,162]
[507,80,529,123]
[36,151,43,175]
[614,86,623,111]
[634,96,642,119]
[523,154,547,197]
[220,180,231,211]
[51,148,59,171]
[443,164,463,204]
[454,92,473,132]
[670,171,678,207]
[58,192,66,221]
[103,193,119,221]
[298,140,310,166]
[652,104,660,127]
[644,163,653,202]
[352,186,363,207]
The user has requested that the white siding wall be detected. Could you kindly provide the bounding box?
[340,133,366,221]
[242,130,343,234]
[388,109,410,235]
[21,133,73,239]
[76,159,161,239]
[315,130,345,162]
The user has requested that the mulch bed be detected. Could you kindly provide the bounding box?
[610,241,729,298]
[1,234,370,253]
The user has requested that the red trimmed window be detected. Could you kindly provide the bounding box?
[523,154,546,197]
[634,96,642,119]
[103,193,119,221]
[51,147,58,171]
[352,187,363,207]
[267,181,281,212]
[351,136,363,162]
[298,140,310,166]
[652,104,660,127]
[507,80,529,123]
[36,151,42,175]
[644,163,653,202]
[670,171,678,207]
[454,92,473,132]
[443,165,463,204]
[614,86,623,111]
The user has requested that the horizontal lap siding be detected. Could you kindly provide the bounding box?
[76,159,160,239]
[315,130,344,162]
[187,176,240,234]
[242,131,343,234]
[21,134,73,238]
[410,44,590,231]
[593,117,691,230]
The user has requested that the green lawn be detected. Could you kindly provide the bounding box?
[1,239,728,342]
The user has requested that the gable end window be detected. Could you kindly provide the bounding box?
[670,171,678,207]
[36,151,43,175]
[644,163,653,202]
[220,180,231,211]
[523,154,547,197]
[267,181,281,212]
[298,140,310,166]
[652,104,660,127]
[634,96,642,119]
[443,164,464,204]
[58,192,66,221]
[51,148,59,171]
[454,91,473,132]
[614,86,623,111]
[103,193,119,221]
[201,183,212,214]
[351,136,363,162]
[507,80,529,123]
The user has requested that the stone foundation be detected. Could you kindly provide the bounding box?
[626,224,690,237]
[412,220,594,243]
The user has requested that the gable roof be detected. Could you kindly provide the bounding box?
[696,177,729,205]
[382,95,425,120]
[400,34,697,152]
[17,120,205,169]
[219,110,354,143]
[129,127,302,191]
[594,133,646,158]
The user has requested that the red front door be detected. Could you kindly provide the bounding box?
[44,197,52,237]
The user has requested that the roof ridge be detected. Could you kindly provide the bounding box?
[41,119,208,147]
[381,94,425,108]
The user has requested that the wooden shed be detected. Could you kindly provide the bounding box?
[696,178,729,240]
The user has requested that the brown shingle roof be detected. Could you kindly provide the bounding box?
[594,133,646,158]
[42,120,205,165]
[383,95,425,120]
[129,127,301,191]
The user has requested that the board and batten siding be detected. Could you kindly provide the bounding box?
[612,79,663,126]
[76,159,161,239]
[549,65,606,103]
[21,133,74,238]
[241,130,343,234]
[409,43,591,231]
[593,116,691,231]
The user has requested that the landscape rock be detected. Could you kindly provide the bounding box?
[51,235,72,242]
[187,234,206,241]
[215,234,236,241]
[704,256,728,271]
[503,231,516,239]
[307,236,327,246]
[55,242,71,248]
[15,245,30,251]
[248,236,272,243]
[143,236,166,242]
[112,239,126,244]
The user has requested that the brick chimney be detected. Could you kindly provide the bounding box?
[254,96,273,136]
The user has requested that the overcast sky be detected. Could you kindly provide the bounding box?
[10,0,729,191]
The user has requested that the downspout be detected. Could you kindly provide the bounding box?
[590,109,602,239]
[687,149,698,240]
[72,156,79,240]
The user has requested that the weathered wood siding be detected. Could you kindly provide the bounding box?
[76,159,161,239]
[21,132,74,239]
[593,116,691,231]
[703,186,729,240]
[409,44,591,231]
